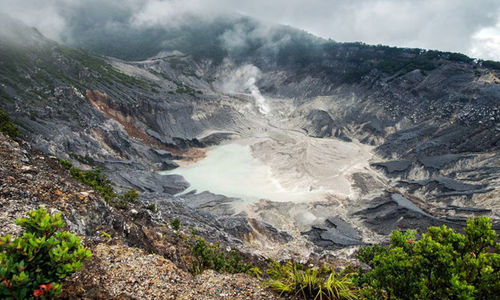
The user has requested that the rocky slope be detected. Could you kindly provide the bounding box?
[0,132,276,299]
[0,14,499,260]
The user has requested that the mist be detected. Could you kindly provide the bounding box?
[1,0,499,60]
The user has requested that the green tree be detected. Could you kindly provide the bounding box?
[357,217,500,299]
[0,208,92,299]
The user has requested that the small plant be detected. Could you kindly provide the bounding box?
[99,231,112,239]
[246,266,263,278]
[170,218,181,231]
[0,108,20,138]
[146,203,158,213]
[0,207,92,299]
[119,189,138,203]
[59,160,139,210]
[188,237,253,275]
[58,159,73,170]
[189,226,198,236]
[113,189,140,210]
[265,261,358,300]
[68,153,95,165]
[112,198,130,210]
[58,159,116,202]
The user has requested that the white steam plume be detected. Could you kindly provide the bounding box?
[246,76,270,115]
[216,64,270,115]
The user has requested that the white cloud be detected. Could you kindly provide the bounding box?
[0,0,68,40]
[470,21,500,61]
[1,0,500,60]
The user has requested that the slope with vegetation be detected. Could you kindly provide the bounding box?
[0,130,276,299]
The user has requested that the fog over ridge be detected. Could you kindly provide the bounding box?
[0,0,499,60]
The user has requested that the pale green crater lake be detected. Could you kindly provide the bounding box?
[160,143,322,202]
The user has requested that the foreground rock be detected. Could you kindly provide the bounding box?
[63,244,275,300]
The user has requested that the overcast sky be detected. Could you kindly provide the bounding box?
[1,0,500,61]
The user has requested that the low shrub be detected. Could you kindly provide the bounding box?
[99,231,112,239]
[0,108,19,138]
[357,217,500,299]
[59,160,139,209]
[68,153,95,165]
[59,159,116,201]
[114,189,139,209]
[246,266,263,278]
[265,261,358,300]
[0,208,92,299]
[146,203,158,213]
[120,189,138,203]
[170,218,181,231]
[188,237,253,275]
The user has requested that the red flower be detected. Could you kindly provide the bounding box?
[39,283,52,291]
[2,280,12,288]
[34,289,43,297]
[407,240,415,244]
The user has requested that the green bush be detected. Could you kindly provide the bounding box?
[68,153,94,165]
[120,189,138,203]
[114,189,139,209]
[170,218,181,231]
[146,203,158,213]
[70,168,116,202]
[189,237,253,275]
[265,261,358,300]
[0,208,92,299]
[246,266,263,278]
[59,160,140,210]
[58,159,73,170]
[59,159,116,202]
[357,217,500,299]
[0,108,19,138]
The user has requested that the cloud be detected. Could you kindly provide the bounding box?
[131,0,225,26]
[0,0,499,60]
[0,0,68,41]
[470,22,500,61]
[218,19,292,59]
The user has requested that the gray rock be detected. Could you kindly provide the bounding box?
[303,217,363,247]
[371,160,412,173]
[417,154,472,170]
[401,177,484,192]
